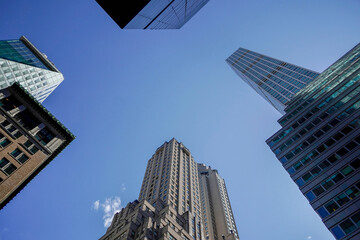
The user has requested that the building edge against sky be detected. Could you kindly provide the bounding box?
[226,47,320,114]
[0,82,75,210]
[99,138,239,240]
[0,36,64,102]
[95,0,210,29]
[267,43,360,240]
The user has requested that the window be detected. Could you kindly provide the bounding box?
[0,95,22,111]
[35,127,55,145]
[10,148,29,164]
[0,133,11,148]
[0,157,17,175]
[23,140,39,154]
[14,110,41,131]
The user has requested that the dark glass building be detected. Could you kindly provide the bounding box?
[267,43,360,239]
[226,47,320,114]
[96,0,210,29]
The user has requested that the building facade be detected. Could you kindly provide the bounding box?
[0,83,74,209]
[226,47,319,114]
[266,43,360,239]
[0,36,63,102]
[198,164,238,240]
[96,0,210,29]
[99,199,194,240]
[99,138,239,240]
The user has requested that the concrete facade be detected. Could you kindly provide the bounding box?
[0,83,74,209]
[198,164,238,240]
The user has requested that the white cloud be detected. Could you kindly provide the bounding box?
[92,197,122,227]
[307,236,312,240]
[93,200,100,210]
[121,183,126,192]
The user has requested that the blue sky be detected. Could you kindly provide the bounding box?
[1,0,360,239]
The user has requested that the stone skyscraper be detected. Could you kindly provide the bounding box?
[96,0,210,29]
[99,138,239,240]
[0,36,64,102]
[267,43,360,239]
[198,164,239,240]
[226,47,319,114]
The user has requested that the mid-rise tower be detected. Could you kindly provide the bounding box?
[0,83,74,209]
[226,47,319,114]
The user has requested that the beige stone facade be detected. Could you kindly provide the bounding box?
[99,139,239,240]
[0,83,74,209]
[100,199,193,240]
[198,164,239,240]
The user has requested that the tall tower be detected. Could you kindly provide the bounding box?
[226,47,320,114]
[267,43,360,240]
[96,0,210,29]
[198,164,239,240]
[0,36,63,102]
[139,138,203,239]
[99,138,239,240]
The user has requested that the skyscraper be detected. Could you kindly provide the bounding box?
[95,0,210,29]
[198,164,239,240]
[138,138,203,239]
[99,138,239,240]
[0,36,63,102]
[0,83,74,209]
[267,43,360,240]
[226,47,320,114]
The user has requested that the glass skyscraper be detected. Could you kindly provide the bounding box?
[96,0,210,29]
[267,43,360,240]
[226,47,320,114]
[0,36,63,102]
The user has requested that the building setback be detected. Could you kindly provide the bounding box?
[99,138,239,240]
[267,43,360,240]
[0,83,74,209]
[95,0,210,29]
[0,36,64,102]
[226,47,319,114]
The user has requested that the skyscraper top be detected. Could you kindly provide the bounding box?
[226,47,320,114]
[96,0,210,29]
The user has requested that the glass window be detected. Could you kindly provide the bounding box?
[35,127,55,145]
[331,226,345,239]
[306,191,316,201]
[313,185,325,196]
[351,212,360,227]
[324,200,339,213]
[346,187,360,199]
[335,193,350,206]
[339,219,356,234]
[341,166,354,176]
[317,207,329,218]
